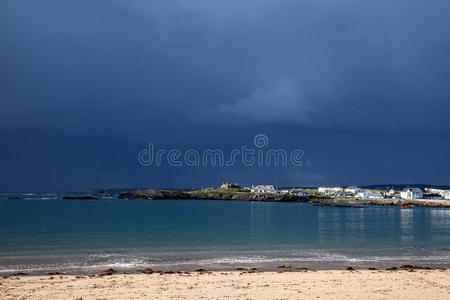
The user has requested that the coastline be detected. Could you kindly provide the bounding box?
[2,270,449,300]
[314,197,450,208]
[2,258,450,276]
[117,189,450,208]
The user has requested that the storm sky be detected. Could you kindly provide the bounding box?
[1,0,450,191]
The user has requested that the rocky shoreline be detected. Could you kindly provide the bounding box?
[117,189,450,208]
[1,264,446,277]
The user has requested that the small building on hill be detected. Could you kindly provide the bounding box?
[220,182,240,189]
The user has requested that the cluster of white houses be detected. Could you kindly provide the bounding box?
[249,185,307,196]
[220,184,307,196]
[425,188,450,200]
[318,186,383,199]
[220,183,450,200]
[317,186,428,200]
[250,185,278,194]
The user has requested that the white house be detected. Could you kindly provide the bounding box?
[400,188,423,200]
[372,192,384,199]
[344,186,359,194]
[386,189,396,197]
[318,187,344,194]
[424,188,450,199]
[425,188,445,195]
[356,189,373,199]
[251,185,278,194]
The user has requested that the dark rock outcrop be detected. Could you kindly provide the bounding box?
[99,268,116,276]
[194,268,207,273]
[118,189,191,200]
[136,268,153,274]
[399,265,431,271]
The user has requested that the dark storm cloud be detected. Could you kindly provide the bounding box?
[151,0,450,135]
[1,0,450,191]
[2,0,450,134]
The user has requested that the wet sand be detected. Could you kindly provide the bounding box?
[1,269,449,299]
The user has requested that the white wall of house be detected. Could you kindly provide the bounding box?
[344,187,359,194]
[318,187,344,194]
[372,192,383,199]
[400,188,423,199]
[443,191,450,200]
[356,190,373,199]
[425,188,445,195]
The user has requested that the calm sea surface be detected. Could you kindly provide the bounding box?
[1,193,449,273]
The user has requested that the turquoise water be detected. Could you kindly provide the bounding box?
[0,194,449,273]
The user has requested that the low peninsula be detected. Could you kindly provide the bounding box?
[117,188,450,208]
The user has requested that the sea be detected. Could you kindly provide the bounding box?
[1,193,449,274]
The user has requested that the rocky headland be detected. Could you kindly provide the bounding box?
[118,188,305,202]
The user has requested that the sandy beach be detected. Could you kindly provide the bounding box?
[1,269,449,300]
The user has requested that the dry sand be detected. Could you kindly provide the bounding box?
[1,270,449,299]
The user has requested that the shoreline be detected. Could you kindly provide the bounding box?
[117,189,450,208]
[2,259,449,276]
[2,270,449,299]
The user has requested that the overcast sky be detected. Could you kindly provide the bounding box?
[1,0,450,192]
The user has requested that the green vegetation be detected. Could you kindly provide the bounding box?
[305,189,320,196]
[199,188,251,194]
